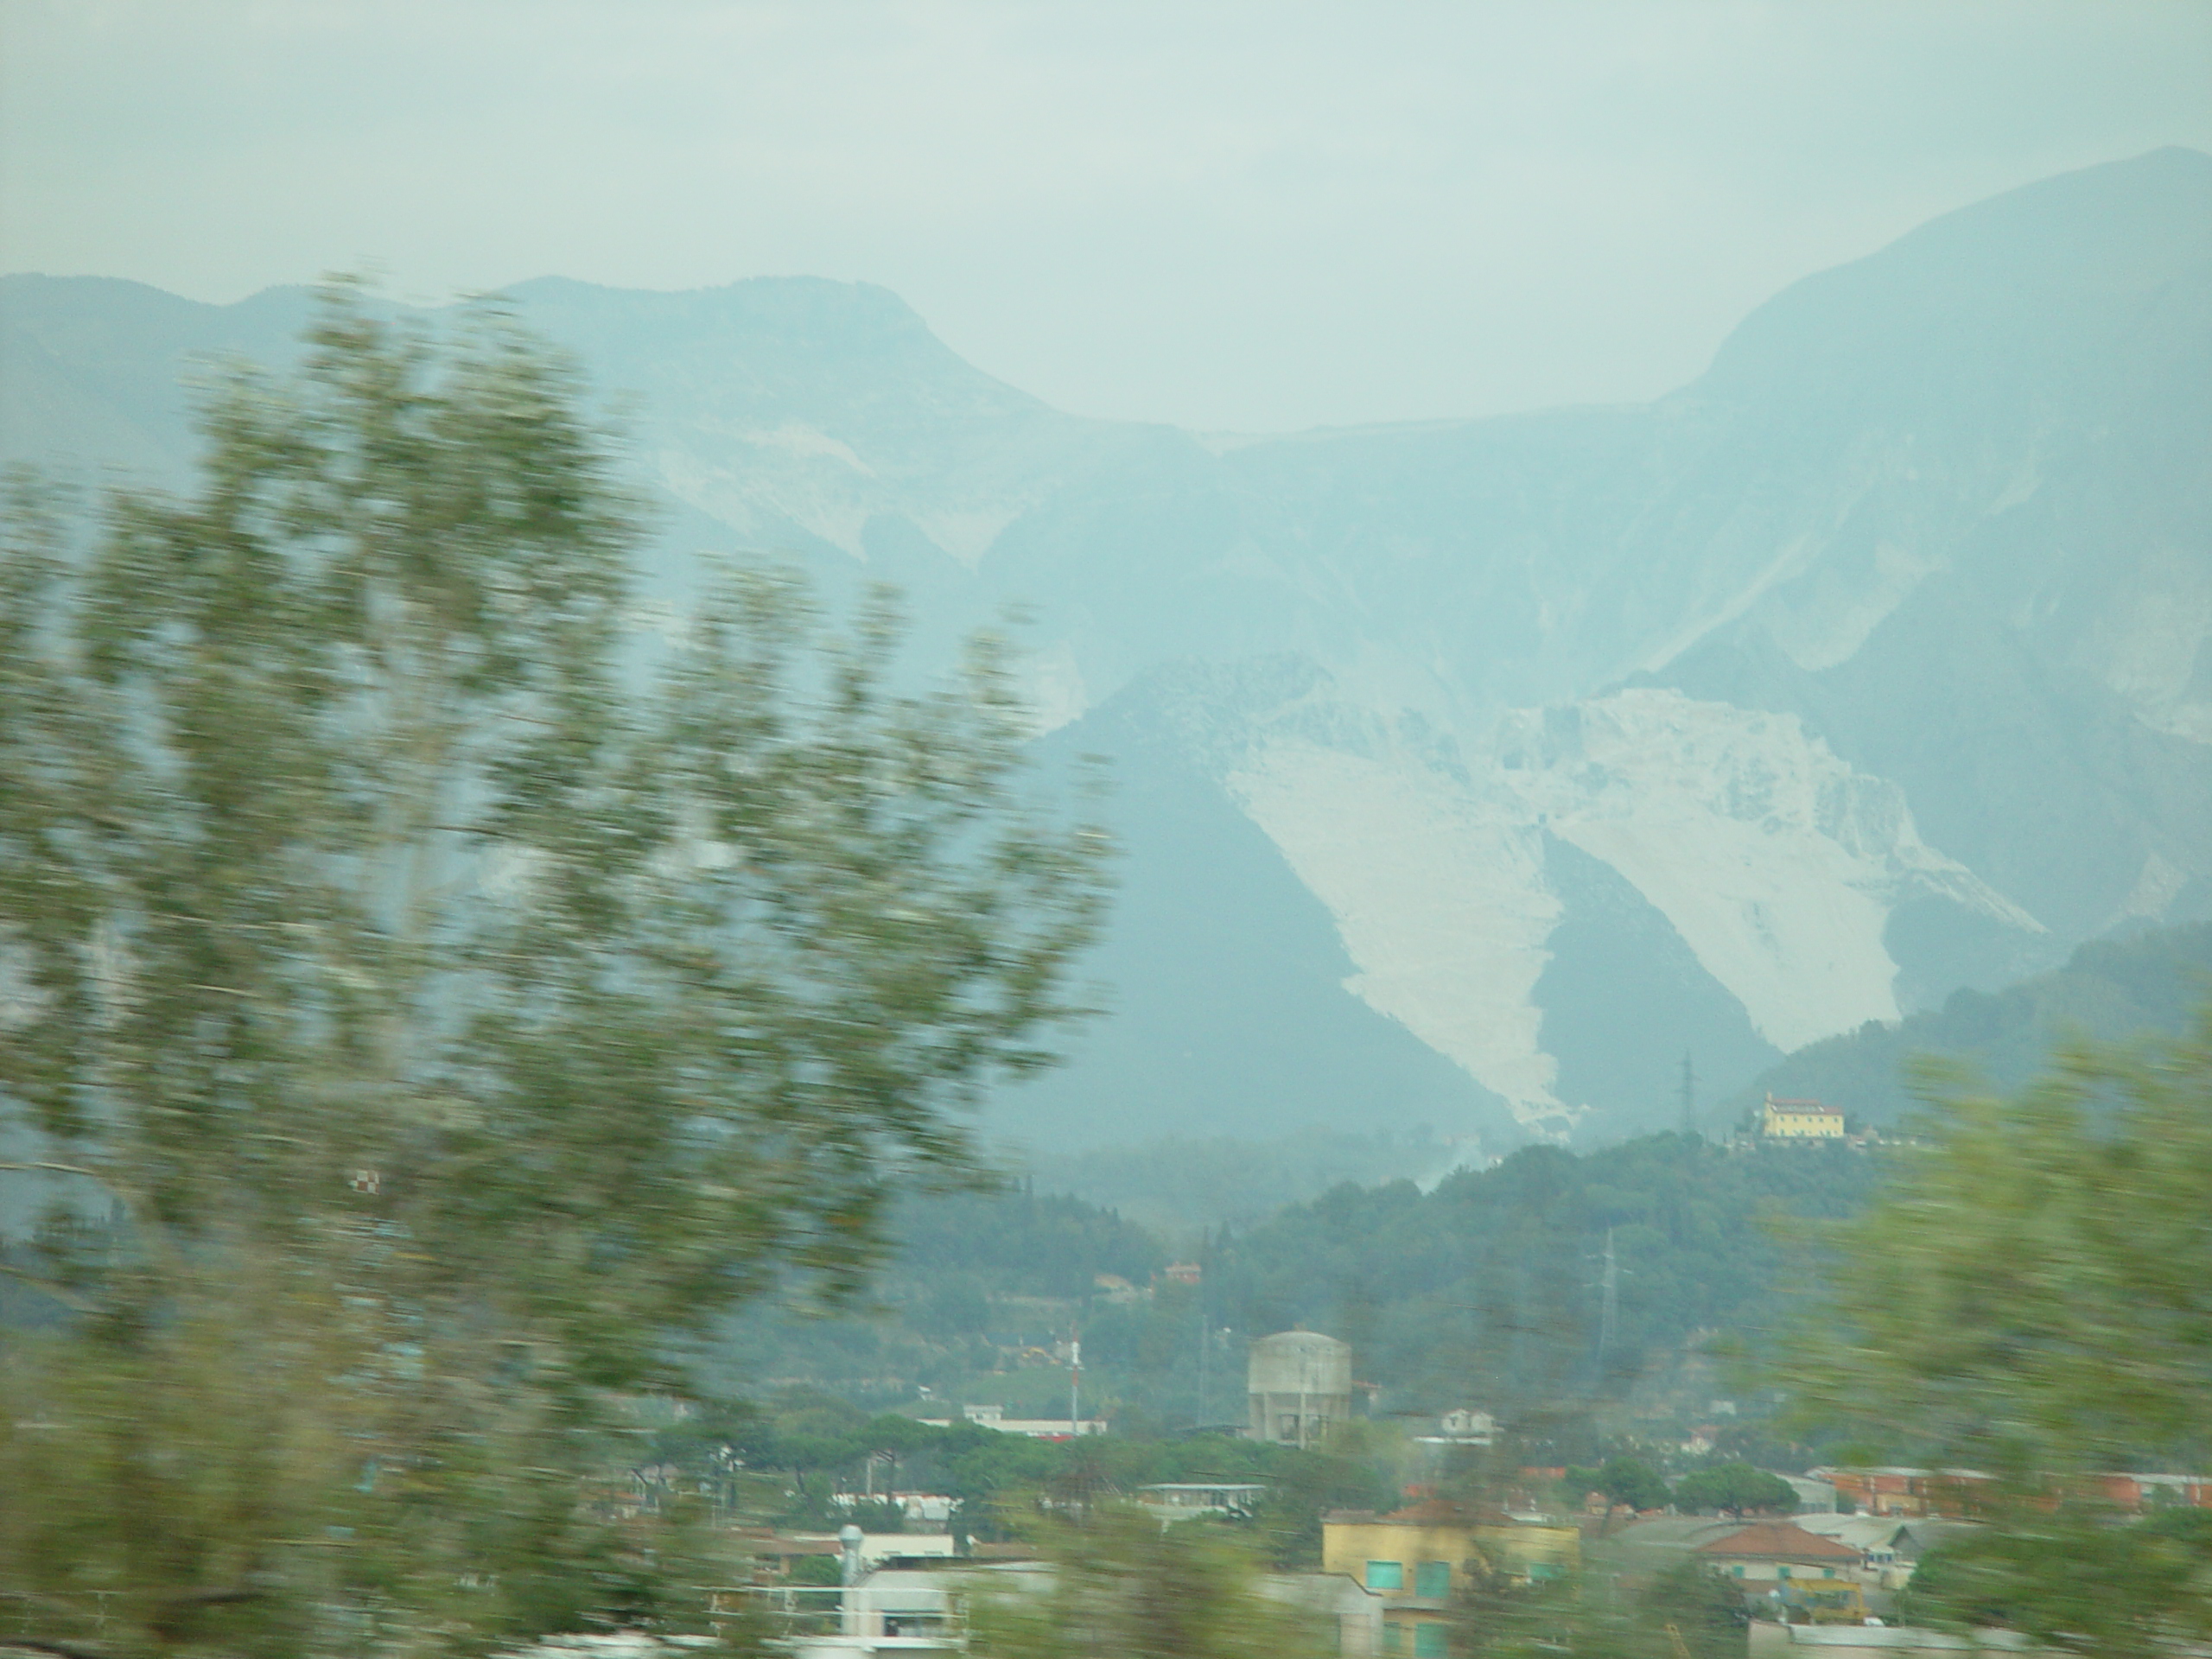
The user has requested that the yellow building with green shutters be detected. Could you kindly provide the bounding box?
[1322,1500,1580,1656]
[1760,1091,1846,1140]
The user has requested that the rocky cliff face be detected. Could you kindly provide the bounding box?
[6,149,2207,1149]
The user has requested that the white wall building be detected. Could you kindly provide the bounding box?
[1246,1329,1353,1448]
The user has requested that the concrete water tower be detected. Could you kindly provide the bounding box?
[1246,1329,1352,1449]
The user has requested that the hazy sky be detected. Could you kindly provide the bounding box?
[4,1,2209,431]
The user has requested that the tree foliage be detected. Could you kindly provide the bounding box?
[1593,1457,1672,1514]
[1666,1462,1796,1516]
[964,1507,1328,1659]
[1454,1560,1745,1659]
[1208,1132,1878,1412]
[1779,1012,2212,1652]
[0,287,1112,1657]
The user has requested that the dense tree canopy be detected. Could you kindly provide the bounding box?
[0,287,1112,1657]
[1668,1462,1796,1516]
[1207,1132,1879,1413]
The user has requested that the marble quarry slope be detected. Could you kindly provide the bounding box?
[2,149,2207,1147]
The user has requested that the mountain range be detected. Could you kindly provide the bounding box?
[5,146,2208,1153]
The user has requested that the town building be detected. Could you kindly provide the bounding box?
[1246,1328,1352,1448]
[1135,1482,1268,1520]
[914,1402,1105,1439]
[1815,1463,2212,1521]
[1694,1518,1863,1586]
[1437,1408,1497,1445]
[1761,1092,1846,1140]
[1790,1512,1986,1592]
[1322,1499,1580,1657]
[1257,1573,1387,1657]
[1807,1465,1991,1519]
[1785,1474,1840,1512]
[830,1491,955,1526]
[2091,1471,2212,1510]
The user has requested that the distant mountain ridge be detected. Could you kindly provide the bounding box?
[5,147,2209,1152]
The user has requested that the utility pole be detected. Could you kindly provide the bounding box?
[1197,1313,1208,1426]
[1069,1333,1081,1439]
[1599,1227,1619,1372]
[1679,1052,1698,1138]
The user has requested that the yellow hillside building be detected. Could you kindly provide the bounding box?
[1761,1092,1845,1140]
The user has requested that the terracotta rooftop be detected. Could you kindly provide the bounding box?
[1695,1522,1861,1563]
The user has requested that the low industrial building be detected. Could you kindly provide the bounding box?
[915,1402,1105,1438]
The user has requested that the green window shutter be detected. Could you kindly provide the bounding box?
[1382,1623,1404,1656]
[1414,1560,1451,1598]
[1414,1624,1449,1657]
[1366,1560,1405,1591]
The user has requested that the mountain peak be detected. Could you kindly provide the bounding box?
[1700,146,2212,400]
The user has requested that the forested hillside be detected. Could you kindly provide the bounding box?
[1204,1134,1878,1417]
[1721,921,2212,1128]
[702,1133,1883,1432]
[708,925,2212,1423]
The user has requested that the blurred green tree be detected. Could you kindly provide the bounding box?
[1593,1456,1672,1514]
[1667,1462,1796,1516]
[1454,1560,1747,1659]
[1778,1014,2212,1652]
[964,1506,1328,1659]
[0,285,1112,1657]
